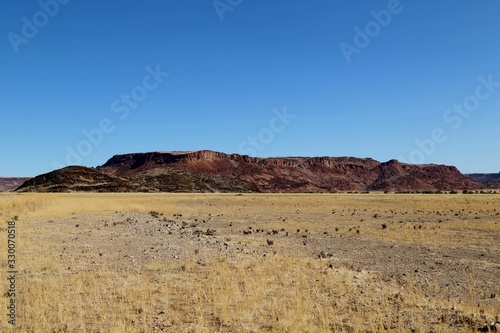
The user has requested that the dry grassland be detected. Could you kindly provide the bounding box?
[0,193,499,332]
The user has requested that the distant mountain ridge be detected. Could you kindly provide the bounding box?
[15,150,498,193]
[467,173,500,182]
[466,173,500,188]
[0,178,31,191]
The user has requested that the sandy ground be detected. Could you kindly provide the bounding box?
[2,193,500,332]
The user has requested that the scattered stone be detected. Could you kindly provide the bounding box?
[479,322,500,332]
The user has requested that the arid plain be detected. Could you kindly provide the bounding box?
[1,193,499,332]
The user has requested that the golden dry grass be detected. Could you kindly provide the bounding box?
[0,193,499,332]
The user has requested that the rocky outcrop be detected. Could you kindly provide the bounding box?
[16,150,490,193]
[97,150,484,192]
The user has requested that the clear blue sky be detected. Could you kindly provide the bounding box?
[1,0,499,176]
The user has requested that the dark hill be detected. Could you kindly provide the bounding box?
[16,166,132,192]
[16,165,258,193]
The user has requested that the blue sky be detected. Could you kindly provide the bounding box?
[1,0,499,176]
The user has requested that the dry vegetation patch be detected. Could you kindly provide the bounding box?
[0,193,499,332]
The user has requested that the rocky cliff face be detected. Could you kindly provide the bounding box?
[97,150,483,192]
